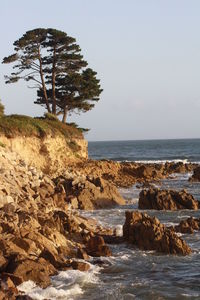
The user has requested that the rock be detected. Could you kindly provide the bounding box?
[86,236,112,257]
[139,188,199,210]
[71,261,90,271]
[174,217,200,234]
[0,255,8,271]
[189,166,200,182]
[77,248,89,260]
[0,276,19,300]
[0,195,14,208]
[123,211,191,255]
[54,175,125,210]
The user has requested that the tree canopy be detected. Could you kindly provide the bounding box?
[2,28,103,122]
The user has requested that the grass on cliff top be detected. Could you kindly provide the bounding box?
[0,114,83,139]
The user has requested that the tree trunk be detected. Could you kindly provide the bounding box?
[62,107,68,123]
[38,46,51,113]
[52,45,57,115]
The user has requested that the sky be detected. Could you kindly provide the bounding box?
[0,0,200,141]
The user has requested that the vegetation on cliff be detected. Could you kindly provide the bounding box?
[0,114,83,139]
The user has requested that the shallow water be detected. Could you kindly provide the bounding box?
[19,173,200,299]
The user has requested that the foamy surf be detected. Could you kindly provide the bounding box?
[18,264,101,300]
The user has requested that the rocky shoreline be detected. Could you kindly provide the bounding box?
[0,145,199,299]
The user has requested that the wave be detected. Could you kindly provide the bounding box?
[18,264,100,300]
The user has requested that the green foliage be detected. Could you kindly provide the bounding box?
[43,112,59,121]
[2,28,103,123]
[0,114,83,139]
[0,100,5,116]
[67,122,90,133]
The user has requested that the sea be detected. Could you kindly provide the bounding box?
[19,139,200,300]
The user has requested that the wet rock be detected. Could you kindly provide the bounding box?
[189,166,200,182]
[174,217,200,234]
[139,188,199,210]
[71,260,90,271]
[123,211,191,255]
[9,258,57,288]
[86,235,112,257]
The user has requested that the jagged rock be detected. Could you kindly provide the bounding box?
[85,235,112,257]
[54,175,125,210]
[123,211,191,255]
[189,166,200,182]
[173,217,200,234]
[139,188,199,210]
[8,258,57,288]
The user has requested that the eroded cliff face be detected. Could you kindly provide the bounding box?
[0,135,88,174]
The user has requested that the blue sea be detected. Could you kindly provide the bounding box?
[20,139,200,300]
[88,138,200,163]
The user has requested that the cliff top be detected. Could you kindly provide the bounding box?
[0,114,83,139]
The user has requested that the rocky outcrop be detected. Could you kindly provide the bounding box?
[139,188,199,210]
[54,174,125,210]
[123,211,191,255]
[189,166,200,182]
[173,217,200,234]
[0,147,114,289]
[70,160,197,188]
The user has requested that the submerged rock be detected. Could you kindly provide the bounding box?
[123,211,191,255]
[139,188,199,210]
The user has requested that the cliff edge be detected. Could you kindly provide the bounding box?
[0,115,88,174]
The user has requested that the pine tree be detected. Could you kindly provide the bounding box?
[2,28,102,122]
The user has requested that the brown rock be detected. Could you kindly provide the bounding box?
[189,166,200,182]
[139,188,199,210]
[71,261,90,271]
[174,217,200,234]
[77,248,89,260]
[123,211,191,255]
[86,235,112,257]
[9,258,57,288]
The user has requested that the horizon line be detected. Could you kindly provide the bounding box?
[88,137,200,143]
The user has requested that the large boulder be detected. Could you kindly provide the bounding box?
[139,188,199,210]
[123,211,191,255]
[189,166,200,182]
[54,175,125,210]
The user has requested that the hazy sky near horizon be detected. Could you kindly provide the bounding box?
[0,0,200,141]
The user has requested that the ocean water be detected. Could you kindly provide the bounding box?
[19,139,200,300]
[88,139,200,163]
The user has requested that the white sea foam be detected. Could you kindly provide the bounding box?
[18,264,100,300]
[114,224,123,236]
[134,159,189,164]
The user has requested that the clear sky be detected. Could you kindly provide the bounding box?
[0,0,200,141]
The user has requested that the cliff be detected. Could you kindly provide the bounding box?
[0,115,88,174]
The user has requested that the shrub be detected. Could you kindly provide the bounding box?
[0,101,5,117]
